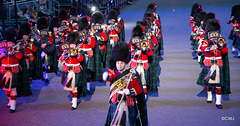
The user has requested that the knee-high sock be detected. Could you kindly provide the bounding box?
[215,87,222,105]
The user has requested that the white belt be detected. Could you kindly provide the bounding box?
[81,48,92,51]
[65,63,80,67]
[110,34,118,37]
[26,54,32,56]
[205,57,222,60]
[2,64,19,67]
[131,59,148,63]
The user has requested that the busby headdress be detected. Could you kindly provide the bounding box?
[109,42,131,69]
[4,27,17,43]
[37,16,49,30]
[202,12,216,30]
[77,7,82,15]
[195,11,206,27]
[111,7,120,15]
[107,10,118,24]
[131,25,144,39]
[204,19,220,39]
[143,11,154,22]
[79,16,91,31]
[67,32,79,44]
[146,3,157,12]
[90,11,104,24]
[59,9,69,21]
[49,16,61,32]
[69,7,78,16]
[190,3,202,17]
[16,22,31,40]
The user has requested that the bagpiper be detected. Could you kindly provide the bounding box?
[90,11,109,70]
[227,5,240,56]
[59,32,86,110]
[37,17,56,83]
[103,42,148,126]
[0,28,23,113]
[78,16,96,92]
[129,25,153,98]
[196,19,231,109]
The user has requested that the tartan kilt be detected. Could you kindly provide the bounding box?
[233,36,240,49]
[196,65,224,87]
[1,71,20,89]
[18,50,32,96]
[105,100,137,126]
[28,60,34,78]
[148,41,159,91]
[192,39,198,50]
[92,38,103,82]
[87,55,95,72]
[228,30,234,40]
[61,70,85,88]
[33,40,43,79]
[44,53,54,67]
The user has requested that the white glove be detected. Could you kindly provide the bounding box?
[123,89,130,95]
[102,71,109,81]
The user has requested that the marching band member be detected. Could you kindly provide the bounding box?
[78,16,96,92]
[16,22,37,83]
[59,32,85,110]
[90,11,109,70]
[112,7,125,42]
[197,19,231,109]
[106,10,121,48]
[37,17,56,83]
[0,28,23,112]
[129,25,153,98]
[103,42,148,126]
[59,9,72,38]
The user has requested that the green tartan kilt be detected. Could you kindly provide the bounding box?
[43,53,54,66]
[87,55,95,72]
[61,69,85,87]
[228,30,234,40]
[28,60,34,78]
[105,100,137,126]
[100,49,106,66]
[148,57,159,91]
[1,69,20,89]
[233,36,240,49]
[196,65,224,87]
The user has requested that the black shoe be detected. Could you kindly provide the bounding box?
[10,109,16,113]
[207,100,212,103]
[216,104,222,109]
[45,79,49,83]
[71,107,77,110]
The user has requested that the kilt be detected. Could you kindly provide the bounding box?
[233,35,240,49]
[28,60,34,78]
[196,65,224,87]
[228,30,234,40]
[18,50,32,96]
[33,40,43,79]
[1,69,20,89]
[93,38,103,81]
[87,55,95,72]
[148,40,159,91]
[105,100,137,126]
[61,68,84,88]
